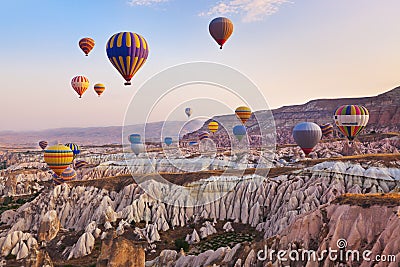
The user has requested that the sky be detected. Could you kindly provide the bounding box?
[1,0,399,131]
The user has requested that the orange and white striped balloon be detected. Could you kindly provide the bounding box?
[94,83,105,97]
[71,76,89,98]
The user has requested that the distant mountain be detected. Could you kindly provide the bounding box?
[185,86,400,143]
[0,120,204,146]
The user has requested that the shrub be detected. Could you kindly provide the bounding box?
[174,238,189,252]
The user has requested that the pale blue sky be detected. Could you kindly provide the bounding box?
[1,0,399,131]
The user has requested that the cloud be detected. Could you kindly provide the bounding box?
[127,0,169,6]
[200,0,289,22]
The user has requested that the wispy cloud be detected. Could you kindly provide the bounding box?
[200,0,289,22]
[127,0,169,6]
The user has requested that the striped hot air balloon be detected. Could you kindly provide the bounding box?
[198,131,209,141]
[94,83,105,97]
[235,106,251,124]
[71,76,89,98]
[208,121,219,133]
[53,167,77,185]
[78,37,95,56]
[320,123,334,137]
[44,145,74,176]
[334,105,369,141]
[209,17,234,49]
[75,160,88,169]
[106,32,149,86]
[65,143,80,158]
[39,141,48,150]
[292,122,322,156]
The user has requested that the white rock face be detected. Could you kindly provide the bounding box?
[68,232,95,260]
[200,221,217,239]
[0,231,37,259]
[223,222,234,232]
[185,229,200,245]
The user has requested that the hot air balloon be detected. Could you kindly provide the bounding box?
[189,141,198,146]
[131,143,145,156]
[75,160,88,169]
[79,37,95,56]
[292,122,322,156]
[208,121,219,133]
[106,32,149,86]
[39,141,48,150]
[129,134,141,144]
[94,83,105,97]
[198,131,209,141]
[53,167,77,185]
[65,143,81,158]
[71,76,89,98]
[185,108,192,118]
[334,105,369,141]
[164,137,173,146]
[233,125,247,141]
[320,123,334,138]
[235,106,251,124]
[209,17,234,49]
[44,145,74,176]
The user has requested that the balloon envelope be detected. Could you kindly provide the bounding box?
[131,143,145,156]
[94,83,105,97]
[164,137,173,146]
[106,32,149,86]
[208,121,219,133]
[44,145,74,176]
[292,122,322,155]
[185,107,192,118]
[334,105,369,141]
[39,141,48,150]
[129,134,141,144]
[320,123,334,137]
[189,141,198,146]
[235,106,251,124]
[209,17,234,49]
[71,76,89,98]
[233,125,247,141]
[79,37,95,56]
[53,167,77,185]
[65,143,81,158]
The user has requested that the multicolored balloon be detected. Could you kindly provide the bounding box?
[79,37,95,56]
[39,141,48,150]
[44,145,74,176]
[71,76,89,98]
[320,123,334,137]
[164,137,173,146]
[75,160,88,169]
[233,125,247,141]
[198,131,209,141]
[292,122,322,155]
[129,134,141,144]
[334,105,369,141]
[235,106,251,124]
[106,32,149,86]
[185,107,192,118]
[209,17,234,49]
[131,143,145,156]
[53,167,77,185]
[208,121,219,133]
[94,83,105,97]
[65,143,80,158]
